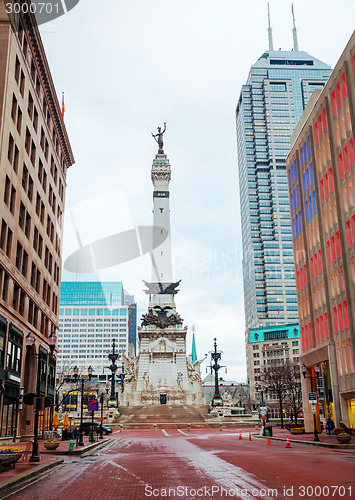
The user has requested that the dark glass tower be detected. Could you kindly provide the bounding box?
[236,14,332,375]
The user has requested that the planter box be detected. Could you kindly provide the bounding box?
[290,428,305,435]
[44,442,60,450]
[336,435,351,444]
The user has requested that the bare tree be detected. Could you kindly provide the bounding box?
[283,364,303,424]
[262,365,289,429]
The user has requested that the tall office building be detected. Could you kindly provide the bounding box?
[287,31,355,430]
[57,282,137,381]
[0,5,74,442]
[124,291,137,355]
[235,10,332,380]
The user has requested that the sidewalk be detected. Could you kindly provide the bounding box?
[0,436,108,494]
[257,426,355,449]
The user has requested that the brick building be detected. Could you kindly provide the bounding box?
[0,3,74,442]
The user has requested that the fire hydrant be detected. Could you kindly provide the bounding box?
[69,439,75,452]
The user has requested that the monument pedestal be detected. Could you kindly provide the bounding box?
[122,317,205,406]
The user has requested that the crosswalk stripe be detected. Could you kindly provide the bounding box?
[162,429,169,436]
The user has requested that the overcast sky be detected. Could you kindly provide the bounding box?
[39,0,354,381]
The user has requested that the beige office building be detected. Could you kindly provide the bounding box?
[0,3,74,442]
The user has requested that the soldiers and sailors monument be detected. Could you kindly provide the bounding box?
[122,125,205,406]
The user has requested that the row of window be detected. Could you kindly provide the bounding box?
[15,26,66,173]
[0,266,55,336]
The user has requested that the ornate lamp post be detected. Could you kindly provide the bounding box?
[108,340,118,407]
[302,363,320,442]
[74,365,93,447]
[209,338,225,406]
[255,381,269,436]
[25,331,57,463]
[120,361,125,393]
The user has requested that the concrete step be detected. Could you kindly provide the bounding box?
[115,405,210,424]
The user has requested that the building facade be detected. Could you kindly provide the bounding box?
[287,31,355,430]
[247,322,300,415]
[0,4,74,442]
[57,282,136,382]
[236,31,332,380]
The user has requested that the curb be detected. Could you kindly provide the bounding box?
[255,435,355,449]
[41,438,110,456]
[0,458,64,499]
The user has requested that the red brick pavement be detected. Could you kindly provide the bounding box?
[7,428,355,500]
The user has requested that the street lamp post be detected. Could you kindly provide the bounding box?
[108,340,118,407]
[255,381,269,436]
[74,365,93,447]
[120,361,125,393]
[209,338,225,406]
[301,363,320,442]
[26,331,57,463]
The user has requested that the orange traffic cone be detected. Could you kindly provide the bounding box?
[239,431,242,440]
[249,433,252,441]
[285,436,291,448]
[267,436,271,445]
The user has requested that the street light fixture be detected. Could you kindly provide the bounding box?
[107,341,118,407]
[301,363,320,442]
[25,331,56,462]
[48,331,57,355]
[255,381,269,436]
[73,366,93,447]
[209,338,226,406]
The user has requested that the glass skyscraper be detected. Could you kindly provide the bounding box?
[57,282,137,379]
[236,46,332,346]
[60,281,124,307]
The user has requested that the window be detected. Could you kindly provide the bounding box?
[6,339,22,373]
[9,186,16,214]
[19,202,25,229]
[4,176,10,206]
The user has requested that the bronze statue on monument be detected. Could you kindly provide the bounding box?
[152,122,167,154]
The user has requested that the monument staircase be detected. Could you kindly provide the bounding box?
[112,405,215,429]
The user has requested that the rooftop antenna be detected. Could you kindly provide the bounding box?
[267,2,274,51]
[291,3,299,52]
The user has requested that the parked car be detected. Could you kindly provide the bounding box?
[78,422,112,435]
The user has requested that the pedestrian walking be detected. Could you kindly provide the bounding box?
[75,427,80,447]
[326,417,335,436]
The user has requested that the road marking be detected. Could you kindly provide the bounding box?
[162,429,169,436]
[178,429,189,436]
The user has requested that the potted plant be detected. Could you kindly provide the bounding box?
[44,439,60,450]
[336,433,351,444]
[0,447,22,461]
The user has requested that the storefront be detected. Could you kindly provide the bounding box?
[347,399,355,428]
[0,321,23,438]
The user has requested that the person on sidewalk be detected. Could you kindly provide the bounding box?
[75,427,80,447]
[326,417,335,436]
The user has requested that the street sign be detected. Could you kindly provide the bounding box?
[88,399,99,411]
[261,408,266,416]
[311,404,316,414]
[261,416,267,421]
[99,417,104,421]
[308,392,317,404]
